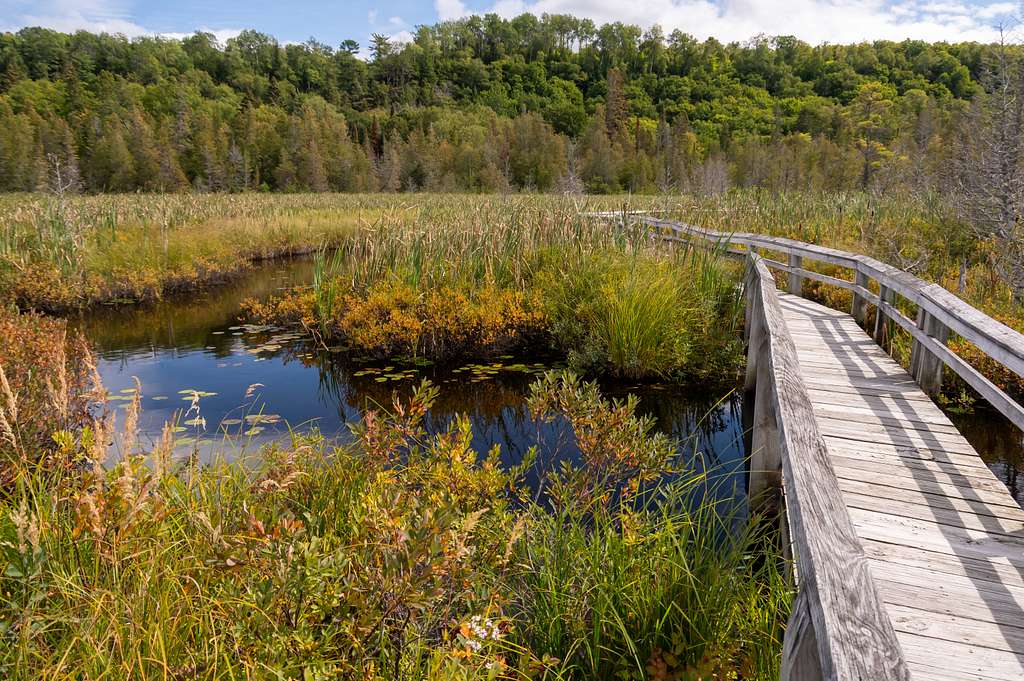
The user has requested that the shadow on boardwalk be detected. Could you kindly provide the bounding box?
[778,293,1024,679]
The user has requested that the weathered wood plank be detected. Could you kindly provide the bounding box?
[838,475,1024,517]
[749,254,910,681]
[849,507,1024,563]
[835,462,1019,509]
[896,632,1024,680]
[815,421,978,455]
[831,456,1011,494]
[861,539,1024,590]
[822,436,994,471]
[841,489,1024,534]
[887,603,1024,652]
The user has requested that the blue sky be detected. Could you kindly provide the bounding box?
[1,0,1020,51]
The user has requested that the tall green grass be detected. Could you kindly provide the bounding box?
[0,370,789,680]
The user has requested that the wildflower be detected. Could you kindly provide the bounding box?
[459,614,504,653]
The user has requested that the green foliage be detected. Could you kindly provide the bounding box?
[0,21,1004,194]
[0,367,789,679]
[535,245,742,382]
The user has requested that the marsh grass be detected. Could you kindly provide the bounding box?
[0,193,371,310]
[0,358,789,680]
[242,195,743,382]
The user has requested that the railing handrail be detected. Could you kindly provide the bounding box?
[619,214,1024,431]
[744,252,910,680]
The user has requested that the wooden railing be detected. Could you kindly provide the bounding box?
[595,210,1024,679]
[589,209,1024,679]
[634,215,1024,433]
[742,252,910,680]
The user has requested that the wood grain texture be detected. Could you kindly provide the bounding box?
[598,213,1024,680]
[750,256,911,681]
[779,292,1024,679]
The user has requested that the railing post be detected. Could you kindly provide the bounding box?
[747,315,782,516]
[788,253,803,296]
[851,268,870,325]
[874,285,893,345]
[910,309,950,395]
[750,359,783,513]
[781,588,824,681]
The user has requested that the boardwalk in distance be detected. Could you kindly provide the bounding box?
[780,292,1024,681]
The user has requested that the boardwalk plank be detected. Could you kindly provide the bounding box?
[779,292,1024,680]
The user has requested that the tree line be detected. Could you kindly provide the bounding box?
[0,16,1015,194]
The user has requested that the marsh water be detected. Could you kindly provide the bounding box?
[76,257,1024,510]
[76,257,750,510]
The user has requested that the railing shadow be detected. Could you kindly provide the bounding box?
[779,293,1024,674]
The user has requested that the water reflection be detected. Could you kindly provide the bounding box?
[75,257,749,515]
[950,408,1024,503]
[74,256,1024,512]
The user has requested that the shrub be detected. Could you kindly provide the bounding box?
[0,372,788,679]
[0,308,92,482]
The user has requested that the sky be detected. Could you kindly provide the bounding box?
[0,0,1021,52]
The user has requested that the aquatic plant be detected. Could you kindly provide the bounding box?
[0,364,789,679]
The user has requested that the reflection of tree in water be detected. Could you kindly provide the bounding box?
[75,258,317,353]
[313,352,745,504]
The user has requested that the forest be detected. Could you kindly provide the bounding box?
[0,15,1004,195]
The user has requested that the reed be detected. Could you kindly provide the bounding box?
[0,367,789,680]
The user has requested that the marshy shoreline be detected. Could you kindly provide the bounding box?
[0,192,789,679]
[7,189,1024,678]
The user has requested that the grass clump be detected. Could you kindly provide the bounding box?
[536,246,742,382]
[0,360,789,679]
[244,195,744,384]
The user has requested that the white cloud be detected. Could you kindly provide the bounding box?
[436,0,472,21]
[467,0,1022,44]
[389,29,416,45]
[2,0,243,42]
[3,0,149,35]
[977,1,1020,19]
[159,28,245,45]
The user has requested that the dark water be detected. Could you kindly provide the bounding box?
[76,258,749,512]
[950,409,1024,504]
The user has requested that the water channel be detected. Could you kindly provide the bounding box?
[76,258,751,512]
[75,257,1024,510]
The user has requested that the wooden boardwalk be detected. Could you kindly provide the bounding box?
[593,211,1024,678]
[780,292,1024,681]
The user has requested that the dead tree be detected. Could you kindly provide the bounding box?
[950,28,1024,298]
